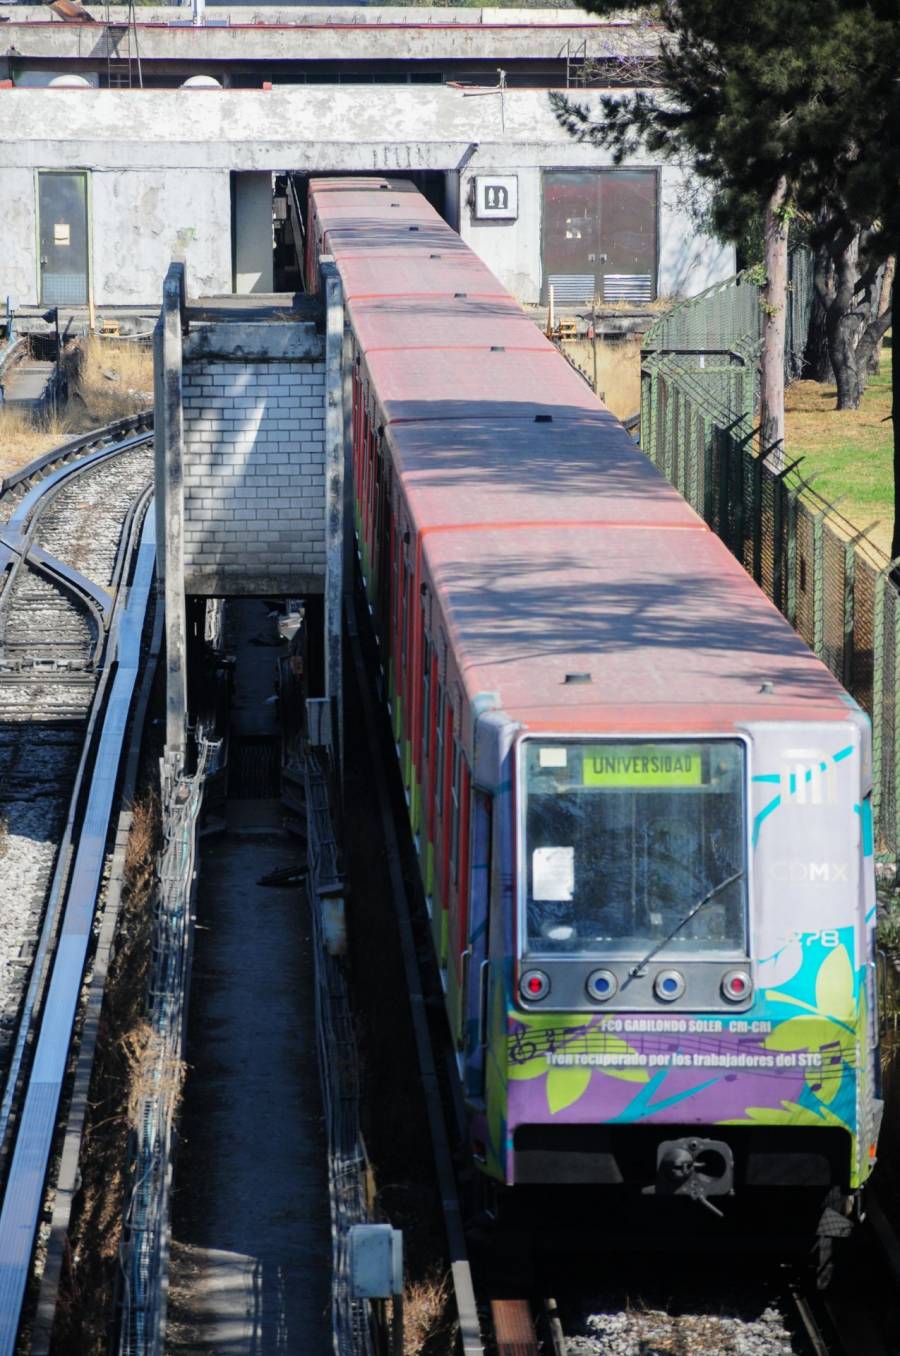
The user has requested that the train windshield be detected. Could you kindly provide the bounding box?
[521,739,747,958]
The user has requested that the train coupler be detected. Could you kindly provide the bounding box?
[642,1136,734,1217]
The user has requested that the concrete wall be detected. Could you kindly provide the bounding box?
[0,87,735,307]
[3,169,37,308]
[1,166,231,308]
[1,10,651,63]
[183,357,326,594]
[233,172,274,295]
[460,161,733,304]
[91,169,230,306]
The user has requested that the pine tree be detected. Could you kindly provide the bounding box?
[552,0,899,450]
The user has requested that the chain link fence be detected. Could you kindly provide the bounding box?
[640,256,900,859]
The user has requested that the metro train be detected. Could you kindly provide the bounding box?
[307,177,881,1251]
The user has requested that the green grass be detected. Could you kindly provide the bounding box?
[784,334,893,558]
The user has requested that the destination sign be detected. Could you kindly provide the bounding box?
[582,746,703,788]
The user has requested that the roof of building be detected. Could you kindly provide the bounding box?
[0,6,658,62]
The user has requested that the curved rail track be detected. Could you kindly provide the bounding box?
[0,416,155,1355]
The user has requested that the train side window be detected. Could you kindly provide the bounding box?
[401,556,410,680]
[457,759,471,947]
[371,439,380,552]
[451,738,461,884]
[366,422,375,540]
[391,518,400,640]
[422,634,432,762]
[440,701,455,901]
[428,651,440,833]
[356,386,366,514]
[351,371,361,479]
[434,684,445,821]
[377,466,392,630]
[401,555,409,672]
[408,569,417,684]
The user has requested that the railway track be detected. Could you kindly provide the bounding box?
[488,1219,900,1356]
[0,416,155,1354]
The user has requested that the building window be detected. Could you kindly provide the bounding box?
[541,169,658,305]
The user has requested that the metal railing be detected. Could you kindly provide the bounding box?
[118,735,220,1356]
[643,247,814,383]
[305,700,375,1356]
[640,260,899,858]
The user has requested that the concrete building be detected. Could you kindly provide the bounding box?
[0,9,733,311]
[0,7,657,89]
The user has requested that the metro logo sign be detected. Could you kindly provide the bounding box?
[473,175,518,220]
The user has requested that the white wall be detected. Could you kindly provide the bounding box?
[0,88,734,307]
[183,358,326,594]
[461,167,543,302]
[1,169,38,307]
[460,162,734,305]
[91,169,231,304]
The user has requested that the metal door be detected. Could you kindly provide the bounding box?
[542,169,658,305]
[542,170,600,305]
[38,172,88,306]
[598,169,657,303]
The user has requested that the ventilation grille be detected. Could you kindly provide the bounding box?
[602,274,654,303]
[546,273,594,305]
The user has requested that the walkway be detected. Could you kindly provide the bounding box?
[1,359,55,417]
[165,599,331,1356]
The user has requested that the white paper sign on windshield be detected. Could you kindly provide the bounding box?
[532,846,574,901]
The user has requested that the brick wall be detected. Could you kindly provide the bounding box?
[182,358,326,594]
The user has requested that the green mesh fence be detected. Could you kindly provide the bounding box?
[640,256,898,858]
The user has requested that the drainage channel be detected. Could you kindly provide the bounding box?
[164,598,331,1354]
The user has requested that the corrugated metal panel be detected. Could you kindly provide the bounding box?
[603,273,653,302]
[546,273,594,304]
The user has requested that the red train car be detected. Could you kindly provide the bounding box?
[308,176,879,1253]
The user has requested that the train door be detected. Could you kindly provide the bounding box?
[462,788,492,1098]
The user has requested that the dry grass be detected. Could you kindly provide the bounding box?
[0,334,152,483]
[0,404,76,480]
[124,787,159,888]
[402,1270,454,1356]
[72,335,153,426]
[121,1022,186,1131]
[562,334,643,419]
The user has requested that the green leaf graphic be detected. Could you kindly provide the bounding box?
[546,1066,592,1114]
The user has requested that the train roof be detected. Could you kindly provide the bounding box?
[367,347,603,424]
[391,416,699,527]
[422,524,850,732]
[310,178,855,735]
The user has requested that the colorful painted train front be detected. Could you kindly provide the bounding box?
[308,177,881,1223]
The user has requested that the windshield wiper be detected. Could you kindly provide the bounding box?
[623,870,745,986]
